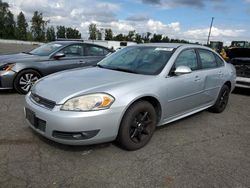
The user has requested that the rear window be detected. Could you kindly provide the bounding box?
[198,49,217,69]
[215,54,224,67]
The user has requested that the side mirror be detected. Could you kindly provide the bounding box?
[54,52,65,59]
[174,66,192,76]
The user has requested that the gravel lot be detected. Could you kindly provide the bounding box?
[0,43,250,188]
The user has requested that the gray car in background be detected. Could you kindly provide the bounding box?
[0,41,112,94]
[25,43,236,150]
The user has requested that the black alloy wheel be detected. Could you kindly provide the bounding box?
[117,101,157,150]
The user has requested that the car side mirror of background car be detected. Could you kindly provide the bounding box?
[174,66,192,76]
[54,52,65,59]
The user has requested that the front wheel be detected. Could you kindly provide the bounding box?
[14,69,41,94]
[210,85,230,113]
[117,101,157,150]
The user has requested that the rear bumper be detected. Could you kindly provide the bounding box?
[0,70,16,89]
[235,77,250,88]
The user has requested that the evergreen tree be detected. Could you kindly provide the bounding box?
[0,0,9,38]
[31,11,48,41]
[66,27,81,39]
[150,34,162,42]
[16,11,28,40]
[56,25,66,38]
[0,1,16,39]
[46,26,56,41]
[88,23,97,40]
[4,11,15,39]
[105,29,113,40]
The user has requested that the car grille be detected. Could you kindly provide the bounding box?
[30,93,56,110]
[235,65,250,78]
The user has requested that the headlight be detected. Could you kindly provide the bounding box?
[0,63,15,71]
[61,93,115,111]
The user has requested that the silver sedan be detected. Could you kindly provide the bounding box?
[24,43,236,150]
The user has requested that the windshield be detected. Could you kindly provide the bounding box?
[98,46,174,75]
[30,43,63,56]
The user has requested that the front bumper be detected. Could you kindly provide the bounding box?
[235,77,250,88]
[0,70,16,89]
[24,93,124,145]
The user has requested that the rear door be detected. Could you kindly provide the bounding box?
[165,48,207,118]
[197,49,224,103]
[83,44,110,66]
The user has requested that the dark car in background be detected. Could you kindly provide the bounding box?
[230,57,250,88]
[0,41,112,94]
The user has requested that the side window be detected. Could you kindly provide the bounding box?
[86,46,106,56]
[198,49,217,69]
[215,54,224,67]
[175,49,198,70]
[60,45,84,57]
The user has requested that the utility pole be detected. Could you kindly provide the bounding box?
[207,17,214,46]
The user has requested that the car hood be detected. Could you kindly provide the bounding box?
[0,53,48,65]
[32,67,149,104]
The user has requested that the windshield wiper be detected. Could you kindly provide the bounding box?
[97,64,138,74]
[107,67,138,74]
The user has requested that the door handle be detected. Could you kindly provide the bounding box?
[218,71,224,76]
[194,75,201,82]
[78,61,86,64]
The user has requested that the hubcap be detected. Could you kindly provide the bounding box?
[19,73,39,92]
[129,111,152,143]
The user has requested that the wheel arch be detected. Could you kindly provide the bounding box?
[224,80,232,91]
[119,95,162,126]
[13,68,43,93]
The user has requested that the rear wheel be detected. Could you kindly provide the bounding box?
[117,101,157,150]
[14,69,41,94]
[210,85,230,113]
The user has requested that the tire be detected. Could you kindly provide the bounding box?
[210,85,230,113]
[14,69,41,94]
[117,101,157,151]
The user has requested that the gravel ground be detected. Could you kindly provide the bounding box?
[0,43,250,188]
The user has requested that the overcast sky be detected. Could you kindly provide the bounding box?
[5,0,250,44]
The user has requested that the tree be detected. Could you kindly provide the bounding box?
[105,28,113,40]
[113,33,125,41]
[56,25,66,38]
[66,27,81,39]
[161,36,170,43]
[97,30,102,40]
[88,23,97,40]
[135,33,142,43]
[4,10,15,39]
[0,0,16,39]
[0,0,9,38]
[16,11,28,40]
[127,30,135,41]
[31,11,48,41]
[46,26,56,41]
[150,34,162,42]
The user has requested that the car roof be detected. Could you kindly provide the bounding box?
[136,43,209,49]
[49,41,111,50]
